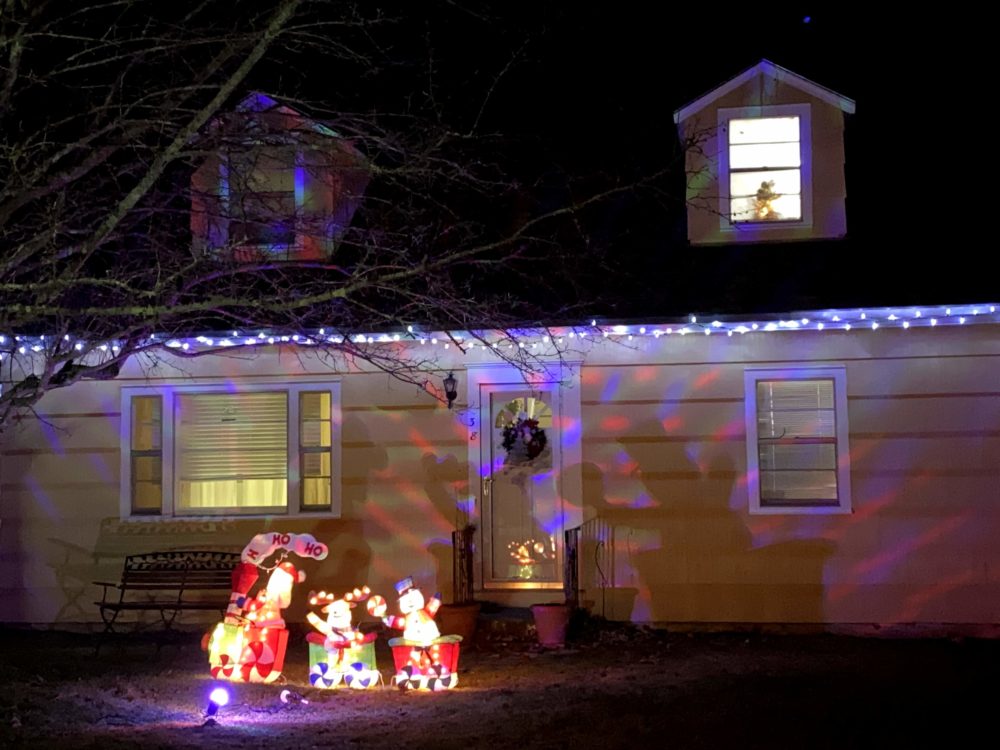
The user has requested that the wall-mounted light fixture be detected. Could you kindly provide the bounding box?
[443,372,458,409]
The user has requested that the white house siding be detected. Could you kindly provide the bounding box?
[577,328,1000,628]
[1,325,999,630]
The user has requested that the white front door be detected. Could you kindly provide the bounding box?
[480,384,563,589]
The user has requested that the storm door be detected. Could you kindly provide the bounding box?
[480,386,563,589]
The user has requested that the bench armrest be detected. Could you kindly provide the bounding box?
[93,580,123,606]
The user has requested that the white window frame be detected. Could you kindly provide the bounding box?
[120,380,341,520]
[718,103,812,233]
[744,367,851,515]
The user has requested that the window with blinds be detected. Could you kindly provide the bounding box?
[121,382,338,518]
[744,368,851,514]
[176,392,289,511]
[756,379,837,506]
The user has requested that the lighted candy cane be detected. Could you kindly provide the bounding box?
[224,532,329,623]
[366,594,387,619]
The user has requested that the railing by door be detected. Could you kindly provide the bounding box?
[563,527,579,607]
[452,525,476,604]
[564,517,616,612]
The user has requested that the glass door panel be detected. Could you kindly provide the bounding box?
[482,389,562,588]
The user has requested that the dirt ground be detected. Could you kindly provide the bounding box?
[0,620,996,749]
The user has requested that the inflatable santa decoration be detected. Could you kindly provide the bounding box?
[207,532,327,683]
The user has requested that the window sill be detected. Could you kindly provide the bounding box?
[748,504,852,516]
[722,218,812,232]
[231,242,302,260]
[121,510,339,522]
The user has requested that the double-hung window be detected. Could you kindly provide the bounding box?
[744,367,851,514]
[223,148,303,256]
[719,103,811,229]
[121,381,340,518]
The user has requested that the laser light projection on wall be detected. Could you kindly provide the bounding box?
[206,532,328,683]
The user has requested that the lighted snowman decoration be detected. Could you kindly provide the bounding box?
[382,577,441,645]
[379,577,459,690]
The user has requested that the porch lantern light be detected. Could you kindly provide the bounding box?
[443,372,458,409]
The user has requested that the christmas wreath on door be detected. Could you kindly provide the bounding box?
[501,416,548,462]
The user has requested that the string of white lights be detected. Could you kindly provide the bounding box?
[1,303,997,359]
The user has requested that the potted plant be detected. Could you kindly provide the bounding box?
[530,601,571,647]
[436,525,481,645]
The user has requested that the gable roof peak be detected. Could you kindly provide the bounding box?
[235,91,282,113]
[673,58,856,124]
[230,91,340,138]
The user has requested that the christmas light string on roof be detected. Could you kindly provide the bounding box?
[1,303,997,359]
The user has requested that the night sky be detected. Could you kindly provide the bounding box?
[260,4,972,319]
[166,6,992,318]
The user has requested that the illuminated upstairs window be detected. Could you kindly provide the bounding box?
[674,60,853,243]
[717,103,812,231]
[729,116,802,223]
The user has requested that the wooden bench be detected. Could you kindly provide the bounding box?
[94,550,240,648]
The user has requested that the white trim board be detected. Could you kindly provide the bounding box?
[674,59,856,124]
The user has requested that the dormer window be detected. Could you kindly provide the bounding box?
[728,114,802,223]
[719,103,811,228]
[191,92,369,262]
[225,149,300,253]
[674,60,854,245]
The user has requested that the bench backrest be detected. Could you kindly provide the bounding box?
[120,550,240,591]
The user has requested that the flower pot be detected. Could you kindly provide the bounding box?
[531,603,570,647]
[437,602,481,645]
